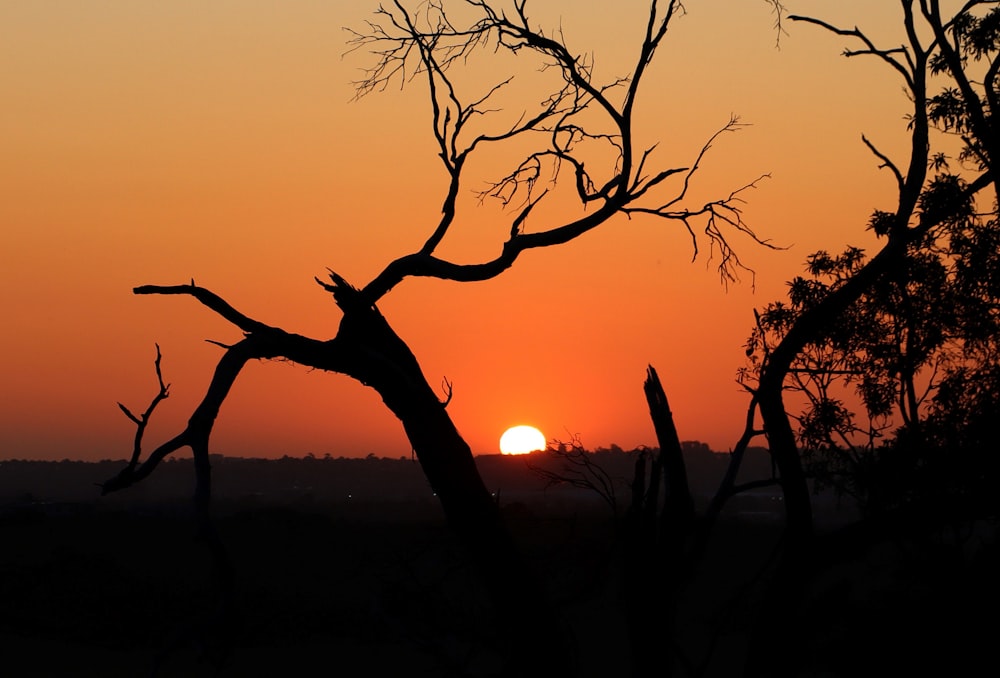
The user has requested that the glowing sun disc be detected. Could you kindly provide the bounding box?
[499,425,546,455]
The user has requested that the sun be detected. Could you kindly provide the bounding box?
[499,425,546,455]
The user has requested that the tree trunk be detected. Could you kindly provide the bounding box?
[746,240,917,677]
[620,367,699,678]
[105,283,571,675]
[335,302,569,677]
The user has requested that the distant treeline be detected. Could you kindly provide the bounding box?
[0,442,775,509]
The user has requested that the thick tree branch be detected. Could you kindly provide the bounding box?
[359,200,620,301]
[134,283,268,334]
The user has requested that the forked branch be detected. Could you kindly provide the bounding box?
[115,343,170,475]
[102,284,352,494]
[788,13,915,84]
[101,338,264,494]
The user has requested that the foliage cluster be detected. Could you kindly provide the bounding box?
[742,2,1000,518]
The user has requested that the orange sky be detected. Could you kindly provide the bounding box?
[2,1,915,461]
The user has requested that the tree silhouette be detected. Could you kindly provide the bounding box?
[744,3,1000,511]
[734,2,1000,674]
[100,1,774,674]
[734,0,998,541]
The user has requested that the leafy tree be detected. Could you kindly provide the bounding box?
[736,0,1000,540]
[744,243,949,507]
[727,2,1000,674]
[100,1,775,673]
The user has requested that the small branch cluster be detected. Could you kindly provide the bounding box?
[528,436,622,515]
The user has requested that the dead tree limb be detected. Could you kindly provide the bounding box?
[643,365,695,539]
[115,343,170,475]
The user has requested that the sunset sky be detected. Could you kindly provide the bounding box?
[2,1,915,462]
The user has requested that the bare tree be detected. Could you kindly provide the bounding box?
[101,1,774,674]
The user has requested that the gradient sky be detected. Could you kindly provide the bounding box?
[2,1,913,461]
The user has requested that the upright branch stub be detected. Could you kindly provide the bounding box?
[342,1,776,304]
[316,269,372,314]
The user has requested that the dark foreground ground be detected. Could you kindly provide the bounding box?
[1,456,997,677]
[0,499,770,677]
